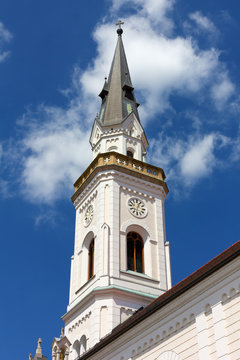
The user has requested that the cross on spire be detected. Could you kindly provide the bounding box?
[116,20,124,29]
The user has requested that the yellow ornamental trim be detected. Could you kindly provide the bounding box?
[72,152,168,202]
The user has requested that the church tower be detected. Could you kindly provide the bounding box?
[57,22,171,360]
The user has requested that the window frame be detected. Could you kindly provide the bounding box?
[88,239,94,280]
[127,232,144,273]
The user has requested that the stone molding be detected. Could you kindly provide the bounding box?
[72,152,168,202]
[73,167,166,208]
[77,190,97,212]
[120,185,156,200]
[68,312,92,334]
[120,218,154,241]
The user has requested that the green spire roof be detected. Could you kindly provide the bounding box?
[98,26,140,126]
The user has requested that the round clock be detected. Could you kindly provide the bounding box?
[128,197,147,218]
[84,205,94,226]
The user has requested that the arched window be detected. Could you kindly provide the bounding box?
[127,232,144,273]
[127,150,133,158]
[72,340,80,358]
[88,239,94,280]
[80,335,87,355]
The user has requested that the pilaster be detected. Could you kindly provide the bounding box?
[196,312,211,360]
[107,180,120,279]
[155,196,168,290]
[212,301,230,359]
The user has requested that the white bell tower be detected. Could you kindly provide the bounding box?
[60,23,171,360]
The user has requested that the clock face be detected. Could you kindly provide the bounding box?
[126,102,132,114]
[128,197,147,218]
[84,205,94,226]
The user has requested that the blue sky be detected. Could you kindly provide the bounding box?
[0,0,240,358]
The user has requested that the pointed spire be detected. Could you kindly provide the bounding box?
[98,22,140,126]
[36,338,42,357]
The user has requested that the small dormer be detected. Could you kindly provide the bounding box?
[51,330,71,360]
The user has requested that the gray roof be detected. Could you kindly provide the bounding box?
[32,356,48,360]
[98,29,140,127]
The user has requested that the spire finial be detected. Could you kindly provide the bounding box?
[60,327,64,338]
[36,338,42,356]
[116,20,124,36]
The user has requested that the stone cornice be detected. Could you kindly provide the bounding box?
[72,152,168,203]
[62,284,158,324]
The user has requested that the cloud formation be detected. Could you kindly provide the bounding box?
[83,1,234,120]
[180,135,215,181]
[0,21,12,62]
[19,101,92,203]
[149,132,231,190]
[111,0,175,34]
[1,0,239,204]
[189,11,218,34]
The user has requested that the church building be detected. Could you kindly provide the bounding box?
[30,22,240,360]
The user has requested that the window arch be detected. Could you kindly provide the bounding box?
[88,239,94,280]
[127,232,144,273]
[79,335,87,355]
[72,340,80,358]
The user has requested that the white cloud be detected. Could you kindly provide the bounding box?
[180,135,215,182]
[189,11,217,34]
[1,0,238,204]
[210,73,235,110]
[230,134,240,163]
[82,4,234,122]
[34,209,58,226]
[0,21,12,63]
[19,104,91,203]
[149,133,231,188]
[0,143,12,198]
[111,0,175,34]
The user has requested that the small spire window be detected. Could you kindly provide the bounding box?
[127,150,134,158]
[127,232,144,273]
[125,89,134,101]
[88,239,94,280]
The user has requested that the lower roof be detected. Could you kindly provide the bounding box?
[78,239,240,359]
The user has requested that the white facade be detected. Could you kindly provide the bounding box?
[78,247,240,360]
[62,154,170,358]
